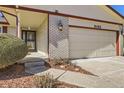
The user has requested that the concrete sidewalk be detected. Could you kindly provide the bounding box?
[26,67,124,88]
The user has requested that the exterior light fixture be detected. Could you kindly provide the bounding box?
[58,20,63,31]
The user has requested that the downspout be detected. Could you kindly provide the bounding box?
[48,14,50,62]
[16,5,21,38]
[119,24,124,56]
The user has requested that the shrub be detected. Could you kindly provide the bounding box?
[0,33,28,69]
[34,73,57,88]
[52,58,70,66]
[53,58,63,66]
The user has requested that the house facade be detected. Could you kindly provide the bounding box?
[0,5,124,60]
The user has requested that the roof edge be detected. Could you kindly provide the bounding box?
[0,12,10,25]
[0,5,123,25]
[106,5,124,19]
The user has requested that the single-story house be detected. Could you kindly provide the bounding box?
[0,5,124,60]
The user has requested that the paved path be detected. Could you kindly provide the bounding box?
[25,56,124,88]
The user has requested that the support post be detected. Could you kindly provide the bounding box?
[16,7,21,38]
[116,31,120,56]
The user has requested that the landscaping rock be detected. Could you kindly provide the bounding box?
[25,61,45,68]
[25,66,47,74]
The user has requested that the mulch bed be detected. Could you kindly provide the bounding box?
[46,61,97,76]
[0,64,35,88]
[0,64,80,88]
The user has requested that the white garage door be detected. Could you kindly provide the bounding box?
[69,27,117,59]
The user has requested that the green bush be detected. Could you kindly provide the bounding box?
[0,33,28,69]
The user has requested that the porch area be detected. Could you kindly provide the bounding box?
[0,6,49,58]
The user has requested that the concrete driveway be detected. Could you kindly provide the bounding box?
[71,56,124,88]
[26,56,124,88]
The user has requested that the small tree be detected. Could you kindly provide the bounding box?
[0,33,28,69]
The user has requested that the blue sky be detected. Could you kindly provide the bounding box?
[0,12,3,17]
[111,5,124,16]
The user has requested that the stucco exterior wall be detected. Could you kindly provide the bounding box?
[23,5,122,23]
[69,18,121,31]
[7,27,16,36]
[49,14,69,59]
[36,17,48,57]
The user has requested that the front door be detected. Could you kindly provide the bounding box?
[22,30,36,52]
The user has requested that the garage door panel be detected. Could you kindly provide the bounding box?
[69,35,99,40]
[100,46,115,51]
[69,27,116,58]
[70,41,115,50]
[70,42,115,49]
[70,43,100,49]
[96,50,115,57]
[70,50,97,58]
[69,37,100,43]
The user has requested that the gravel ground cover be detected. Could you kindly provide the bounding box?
[0,64,80,88]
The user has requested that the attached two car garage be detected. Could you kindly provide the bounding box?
[69,27,117,59]
[68,18,119,59]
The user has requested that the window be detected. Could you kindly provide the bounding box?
[0,26,3,33]
[0,27,1,33]
[0,12,3,17]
